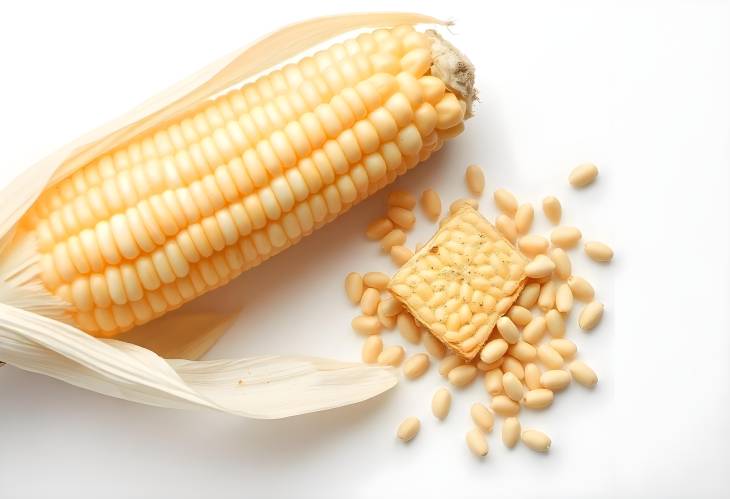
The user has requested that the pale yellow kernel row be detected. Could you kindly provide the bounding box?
[65,113,449,333]
[39,88,454,290]
[34,70,439,250]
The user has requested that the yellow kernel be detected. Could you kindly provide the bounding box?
[387,206,415,230]
[569,360,598,387]
[569,163,599,188]
[351,315,382,335]
[378,345,405,366]
[387,190,417,209]
[466,427,489,457]
[465,164,485,195]
[360,287,381,315]
[397,416,420,442]
[502,417,521,448]
[380,229,406,252]
[432,387,452,420]
[523,388,554,409]
[542,196,562,224]
[493,188,518,216]
[366,217,394,240]
[514,203,534,234]
[522,429,551,452]
[403,353,430,379]
[551,226,582,249]
[420,189,441,221]
[448,365,478,388]
[584,241,614,262]
[578,301,604,330]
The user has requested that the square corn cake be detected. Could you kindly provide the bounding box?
[388,206,528,359]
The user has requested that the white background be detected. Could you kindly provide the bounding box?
[0,1,728,498]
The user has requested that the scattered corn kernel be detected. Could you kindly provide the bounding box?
[378,345,406,367]
[516,282,541,308]
[388,190,417,210]
[569,360,598,387]
[397,416,420,442]
[525,254,555,278]
[542,196,562,224]
[549,338,577,359]
[502,371,524,402]
[432,388,452,420]
[549,248,572,280]
[484,368,503,396]
[448,365,478,388]
[514,203,534,234]
[387,206,416,230]
[584,241,614,262]
[381,229,407,252]
[491,394,520,416]
[569,163,599,188]
[420,189,442,221]
[345,272,364,304]
[524,388,554,409]
[567,276,595,301]
[471,402,495,432]
[521,429,551,452]
[501,356,525,379]
[496,316,520,344]
[507,306,532,327]
[352,315,382,335]
[403,353,430,379]
[390,245,414,266]
[466,427,489,457]
[578,301,604,330]
[551,226,582,249]
[362,336,383,364]
[480,338,509,364]
[518,235,549,257]
[522,316,547,344]
[555,283,573,313]
[466,164,485,195]
[397,312,422,344]
[538,281,557,310]
[524,363,542,390]
[537,344,564,369]
[366,217,394,240]
[360,288,381,315]
[494,188,518,216]
[363,271,390,290]
[502,417,521,448]
[540,370,572,391]
[545,309,566,337]
[508,340,537,363]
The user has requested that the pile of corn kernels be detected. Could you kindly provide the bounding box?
[345,162,611,456]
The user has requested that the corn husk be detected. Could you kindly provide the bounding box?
[0,12,447,418]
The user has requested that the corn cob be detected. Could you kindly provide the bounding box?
[17,26,475,337]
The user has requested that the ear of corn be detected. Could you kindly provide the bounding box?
[18,26,473,337]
